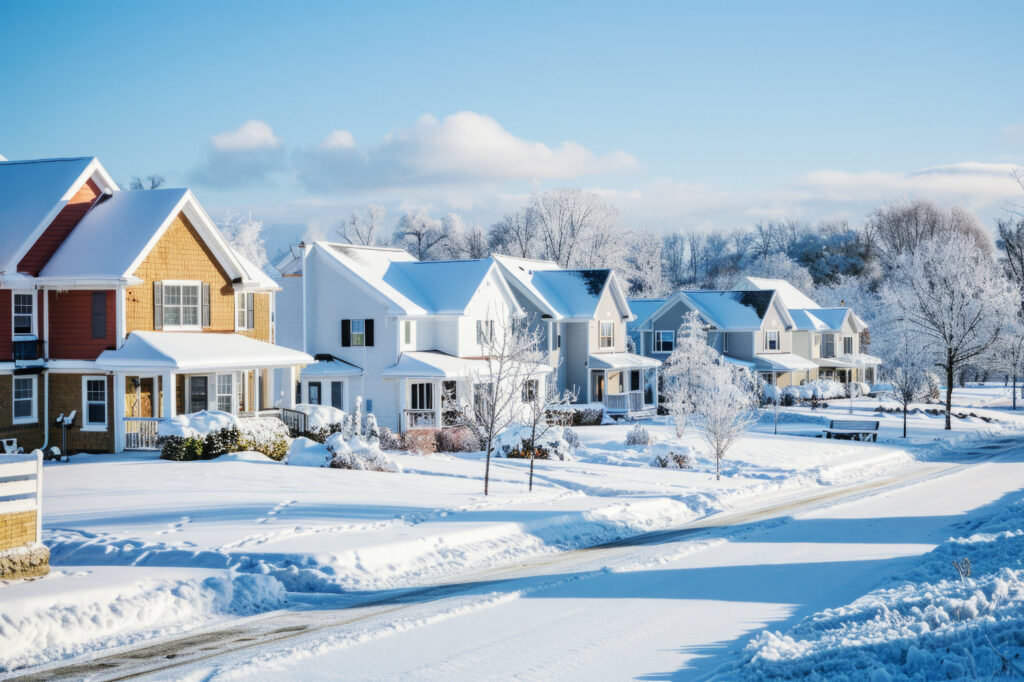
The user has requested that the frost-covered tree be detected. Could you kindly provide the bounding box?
[622,229,668,297]
[338,205,385,246]
[393,209,451,260]
[531,188,620,269]
[456,316,546,495]
[220,211,268,269]
[662,312,719,437]
[881,234,1016,429]
[695,362,757,480]
[988,311,1024,409]
[865,200,992,272]
[519,352,576,491]
[488,206,540,259]
[878,317,930,437]
[739,252,814,295]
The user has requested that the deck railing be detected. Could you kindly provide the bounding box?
[604,390,645,413]
[405,409,437,430]
[124,417,162,450]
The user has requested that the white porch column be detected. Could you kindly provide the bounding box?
[434,380,442,430]
[163,371,176,420]
[282,366,298,409]
[113,373,126,453]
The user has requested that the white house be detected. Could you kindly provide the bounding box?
[275,244,550,432]
[492,255,659,418]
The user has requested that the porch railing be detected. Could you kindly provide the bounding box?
[239,407,307,433]
[405,409,437,430]
[604,391,644,414]
[124,417,162,450]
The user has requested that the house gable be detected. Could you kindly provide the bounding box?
[17,179,101,276]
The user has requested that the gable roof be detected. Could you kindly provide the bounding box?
[681,290,781,330]
[626,298,666,332]
[491,253,630,320]
[790,307,866,332]
[734,276,820,309]
[315,243,517,316]
[0,157,118,274]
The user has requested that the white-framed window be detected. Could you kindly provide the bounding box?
[654,330,674,353]
[82,376,107,430]
[351,319,366,346]
[522,378,538,402]
[476,319,495,345]
[13,292,34,336]
[216,373,235,413]
[843,336,854,354]
[410,382,433,410]
[823,334,836,358]
[235,292,255,331]
[163,282,201,329]
[600,322,614,348]
[12,375,36,424]
[404,320,413,345]
[764,330,780,351]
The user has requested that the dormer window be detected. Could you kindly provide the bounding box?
[600,322,614,349]
[764,330,780,351]
[13,293,34,336]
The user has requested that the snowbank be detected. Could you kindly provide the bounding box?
[293,403,347,430]
[284,437,332,467]
[0,570,285,672]
[157,410,237,439]
[283,434,401,472]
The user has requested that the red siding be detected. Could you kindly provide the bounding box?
[0,291,10,359]
[18,180,101,276]
[48,290,116,360]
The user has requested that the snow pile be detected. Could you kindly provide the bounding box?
[157,410,237,439]
[325,433,401,472]
[0,571,286,672]
[736,493,1024,680]
[293,403,347,430]
[283,437,332,467]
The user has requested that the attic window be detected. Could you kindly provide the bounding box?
[600,322,614,348]
[764,330,780,351]
[13,293,34,336]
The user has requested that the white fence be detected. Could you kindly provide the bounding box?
[125,417,162,450]
[0,450,43,544]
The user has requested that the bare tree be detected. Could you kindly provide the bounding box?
[878,317,930,437]
[865,200,992,271]
[519,355,576,491]
[126,174,165,190]
[531,188,620,269]
[882,234,1016,429]
[338,205,385,246]
[457,317,547,495]
[392,209,451,260]
[488,207,539,258]
[695,362,758,480]
[462,225,490,259]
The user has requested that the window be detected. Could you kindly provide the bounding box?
[654,330,674,353]
[330,381,343,409]
[213,374,234,412]
[82,377,107,430]
[823,334,836,358]
[307,381,321,406]
[341,319,374,347]
[91,292,106,339]
[191,376,209,413]
[12,376,36,423]
[235,293,255,330]
[522,379,538,402]
[630,370,641,392]
[474,382,493,414]
[764,330,780,351]
[843,336,854,354]
[163,283,201,328]
[365,399,373,413]
[13,293,34,336]
[404,320,413,345]
[411,382,433,410]
[600,322,614,348]
[476,319,495,345]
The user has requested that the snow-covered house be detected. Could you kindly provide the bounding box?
[274,244,550,432]
[733,276,880,384]
[492,255,659,418]
[0,157,311,454]
[630,289,819,387]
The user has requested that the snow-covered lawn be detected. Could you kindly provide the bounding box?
[2,385,1022,673]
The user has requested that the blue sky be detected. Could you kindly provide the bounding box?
[2,1,1023,251]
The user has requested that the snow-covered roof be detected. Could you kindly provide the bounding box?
[381,351,497,378]
[233,250,280,292]
[681,290,780,330]
[789,307,865,332]
[734,276,820,309]
[626,299,666,332]
[752,353,820,372]
[300,358,363,378]
[588,352,661,370]
[722,355,756,370]
[0,157,117,273]
[96,331,312,371]
[39,188,188,282]
[317,244,512,316]
[492,254,628,320]
[837,352,883,366]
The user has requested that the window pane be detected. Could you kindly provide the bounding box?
[87,403,106,424]
[182,286,199,305]
[217,374,233,394]
[165,285,181,305]
[87,380,106,402]
[182,306,198,326]
[14,378,32,400]
[352,333,365,346]
[164,307,181,326]
[352,319,364,333]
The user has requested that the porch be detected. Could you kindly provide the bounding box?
[588,353,660,420]
[98,331,312,451]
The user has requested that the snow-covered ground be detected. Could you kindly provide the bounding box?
[2,384,1022,674]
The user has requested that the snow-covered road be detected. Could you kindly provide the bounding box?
[19,436,1024,681]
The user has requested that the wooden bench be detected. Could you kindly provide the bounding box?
[824,419,879,442]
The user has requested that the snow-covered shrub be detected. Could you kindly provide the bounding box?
[505,442,550,459]
[292,403,348,430]
[326,433,401,472]
[924,372,942,402]
[158,410,238,439]
[562,427,580,451]
[652,449,693,469]
[237,417,291,461]
[570,408,604,426]
[283,437,332,467]
[401,429,437,454]
[363,413,378,444]
[434,427,481,453]
[545,437,572,461]
[375,425,402,451]
[202,426,241,459]
[625,424,651,446]
[159,436,205,461]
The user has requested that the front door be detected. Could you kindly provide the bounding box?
[591,371,605,402]
[308,381,322,405]
[189,376,208,413]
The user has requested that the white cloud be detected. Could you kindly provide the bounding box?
[192,120,285,187]
[294,111,639,191]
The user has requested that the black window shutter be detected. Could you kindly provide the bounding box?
[153,282,163,330]
[246,293,255,330]
[365,319,374,346]
[91,291,106,339]
[341,319,351,347]
[202,283,211,327]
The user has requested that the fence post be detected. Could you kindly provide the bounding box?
[35,448,43,544]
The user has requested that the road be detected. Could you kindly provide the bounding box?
[14,437,1024,681]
